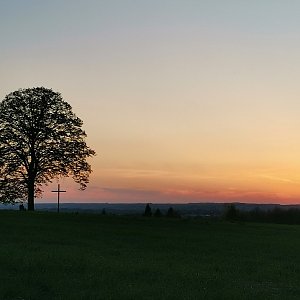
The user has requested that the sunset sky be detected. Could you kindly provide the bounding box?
[1,1,300,203]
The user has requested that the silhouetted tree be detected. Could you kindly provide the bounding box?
[154,208,162,217]
[224,204,239,221]
[167,207,174,217]
[166,207,180,218]
[143,203,152,217]
[0,87,95,210]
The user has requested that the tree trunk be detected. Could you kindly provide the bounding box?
[27,177,35,211]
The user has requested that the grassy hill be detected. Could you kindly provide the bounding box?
[0,211,300,299]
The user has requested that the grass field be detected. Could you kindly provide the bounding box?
[0,211,300,299]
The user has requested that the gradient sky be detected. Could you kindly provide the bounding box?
[1,1,300,203]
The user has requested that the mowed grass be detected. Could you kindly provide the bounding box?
[0,212,300,299]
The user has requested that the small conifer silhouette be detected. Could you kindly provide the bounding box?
[143,203,152,217]
[154,208,162,217]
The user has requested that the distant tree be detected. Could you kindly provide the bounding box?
[154,208,162,217]
[143,203,152,217]
[0,87,96,210]
[224,204,239,221]
[166,207,180,218]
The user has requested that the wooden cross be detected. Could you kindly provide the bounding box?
[51,184,66,213]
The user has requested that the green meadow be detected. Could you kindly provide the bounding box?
[1,211,300,300]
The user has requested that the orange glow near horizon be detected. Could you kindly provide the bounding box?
[41,162,300,204]
[3,2,300,205]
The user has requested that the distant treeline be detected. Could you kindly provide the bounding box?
[224,204,300,225]
[143,204,181,218]
[100,204,181,218]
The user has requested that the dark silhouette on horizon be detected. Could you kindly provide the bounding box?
[154,208,162,217]
[0,87,95,210]
[166,207,180,218]
[224,203,300,224]
[143,203,152,217]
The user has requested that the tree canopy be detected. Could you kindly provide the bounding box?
[0,87,96,210]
